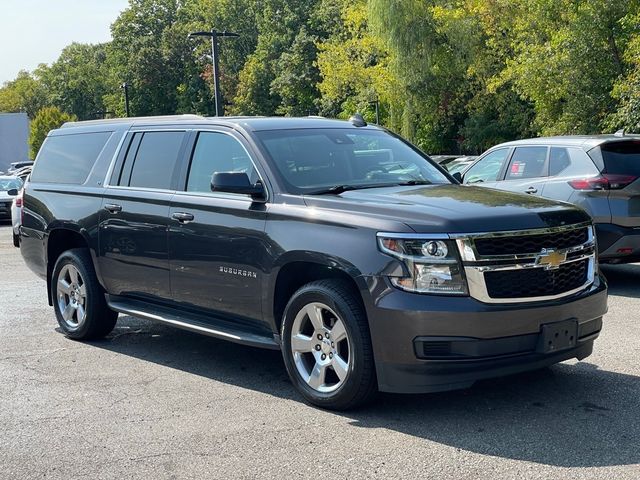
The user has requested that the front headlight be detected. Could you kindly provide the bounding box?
[377,235,468,295]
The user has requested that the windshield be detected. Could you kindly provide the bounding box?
[0,177,23,191]
[255,128,450,194]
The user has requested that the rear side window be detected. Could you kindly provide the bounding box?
[599,141,640,176]
[30,132,112,184]
[119,131,185,190]
[505,146,548,180]
[549,147,572,176]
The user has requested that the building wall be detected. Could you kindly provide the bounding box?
[0,113,29,173]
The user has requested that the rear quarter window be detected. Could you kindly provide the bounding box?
[597,141,640,176]
[30,132,112,184]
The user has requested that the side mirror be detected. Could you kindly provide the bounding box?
[211,172,266,201]
[7,188,18,196]
[452,172,463,183]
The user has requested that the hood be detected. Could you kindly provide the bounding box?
[303,184,590,234]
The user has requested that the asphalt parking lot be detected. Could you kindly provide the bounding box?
[0,223,638,479]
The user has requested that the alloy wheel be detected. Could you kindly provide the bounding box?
[290,302,351,393]
[56,264,87,330]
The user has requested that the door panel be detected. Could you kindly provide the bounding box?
[168,130,268,327]
[98,189,174,299]
[168,194,267,322]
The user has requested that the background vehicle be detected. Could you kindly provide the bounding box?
[18,115,607,409]
[7,161,33,175]
[12,165,32,182]
[444,156,477,176]
[461,133,640,263]
[0,175,22,222]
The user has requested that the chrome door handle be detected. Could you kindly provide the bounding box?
[104,203,122,214]
[172,212,195,223]
[525,187,538,194]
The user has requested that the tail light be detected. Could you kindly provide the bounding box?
[568,174,637,190]
[15,190,23,208]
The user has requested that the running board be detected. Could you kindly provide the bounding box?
[106,296,280,350]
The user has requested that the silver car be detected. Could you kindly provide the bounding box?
[0,176,23,246]
[461,133,640,263]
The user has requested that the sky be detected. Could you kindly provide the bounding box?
[0,0,130,84]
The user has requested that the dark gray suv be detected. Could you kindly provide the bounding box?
[462,133,640,263]
[18,115,607,409]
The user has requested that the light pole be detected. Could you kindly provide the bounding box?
[120,82,131,117]
[188,30,239,117]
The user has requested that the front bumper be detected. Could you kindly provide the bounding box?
[362,274,607,394]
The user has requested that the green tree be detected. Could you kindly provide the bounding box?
[0,70,49,118]
[38,43,110,120]
[316,1,394,122]
[29,107,76,158]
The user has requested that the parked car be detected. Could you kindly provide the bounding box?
[12,165,32,182]
[444,155,477,176]
[11,187,23,247]
[460,133,640,263]
[7,161,33,175]
[18,115,607,409]
[0,175,22,222]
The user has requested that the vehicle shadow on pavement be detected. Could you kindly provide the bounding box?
[600,263,640,298]
[93,315,639,469]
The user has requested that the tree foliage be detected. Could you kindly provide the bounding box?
[28,107,76,158]
[2,0,640,154]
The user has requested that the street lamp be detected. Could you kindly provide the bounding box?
[188,30,239,117]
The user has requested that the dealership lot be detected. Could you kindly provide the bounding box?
[0,223,638,479]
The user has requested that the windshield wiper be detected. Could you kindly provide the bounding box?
[307,184,396,195]
[395,180,432,186]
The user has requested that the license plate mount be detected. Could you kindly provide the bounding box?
[537,319,578,354]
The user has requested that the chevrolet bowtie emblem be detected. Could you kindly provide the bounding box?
[535,248,567,270]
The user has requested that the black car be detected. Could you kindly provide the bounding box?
[18,115,607,409]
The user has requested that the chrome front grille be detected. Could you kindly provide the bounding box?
[455,222,596,303]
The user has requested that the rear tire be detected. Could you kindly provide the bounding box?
[281,279,377,410]
[51,248,117,340]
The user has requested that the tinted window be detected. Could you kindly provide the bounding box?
[599,141,640,176]
[256,129,449,193]
[549,147,572,176]
[127,132,184,190]
[506,146,547,180]
[464,149,509,184]
[30,132,112,184]
[187,132,258,193]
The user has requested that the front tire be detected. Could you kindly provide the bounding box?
[51,248,118,340]
[281,280,377,410]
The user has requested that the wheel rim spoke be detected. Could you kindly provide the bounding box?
[62,303,75,322]
[76,304,86,323]
[68,267,79,285]
[58,279,72,295]
[304,304,324,331]
[330,319,347,343]
[77,283,86,298]
[308,362,327,390]
[331,354,348,381]
[291,333,314,353]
